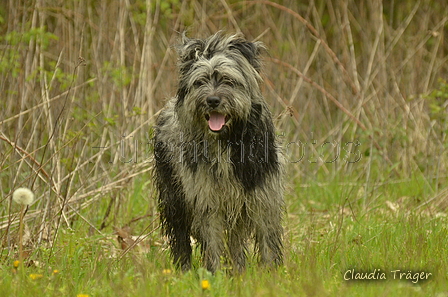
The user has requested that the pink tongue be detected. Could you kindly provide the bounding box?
[208,112,226,131]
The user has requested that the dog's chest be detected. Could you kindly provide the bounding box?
[180,156,246,216]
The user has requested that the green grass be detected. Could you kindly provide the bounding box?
[1,174,447,297]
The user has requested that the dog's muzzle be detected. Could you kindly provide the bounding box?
[206,96,221,109]
[206,111,227,132]
[205,96,228,132]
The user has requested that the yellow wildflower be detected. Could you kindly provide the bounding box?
[76,294,90,297]
[29,273,44,280]
[52,269,60,275]
[13,260,20,268]
[162,269,172,275]
[201,279,210,290]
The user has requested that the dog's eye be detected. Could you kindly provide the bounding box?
[194,80,206,87]
[226,79,238,87]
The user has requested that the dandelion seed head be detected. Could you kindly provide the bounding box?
[12,188,35,206]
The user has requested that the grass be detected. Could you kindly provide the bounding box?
[1,175,446,296]
[1,0,447,296]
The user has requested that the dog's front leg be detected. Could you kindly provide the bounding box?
[195,213,224,273]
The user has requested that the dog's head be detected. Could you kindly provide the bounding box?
[175,32,266,136]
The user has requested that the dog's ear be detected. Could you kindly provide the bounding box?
[229,38,265,72]
[251,102,263,120]
[177,33,205,73]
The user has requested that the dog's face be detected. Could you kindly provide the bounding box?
[175,33,265,136]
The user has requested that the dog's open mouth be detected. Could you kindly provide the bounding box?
[205,112,227,132]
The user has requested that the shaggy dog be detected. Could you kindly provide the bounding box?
[154,33,284,273]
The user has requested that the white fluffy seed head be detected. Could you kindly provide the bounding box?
[12,188,35,206]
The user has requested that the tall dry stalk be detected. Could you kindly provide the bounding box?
[0,0,446,257]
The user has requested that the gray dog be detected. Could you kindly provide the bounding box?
[154,32,284,273]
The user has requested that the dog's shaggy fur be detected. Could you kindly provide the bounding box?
[154,33,284,273]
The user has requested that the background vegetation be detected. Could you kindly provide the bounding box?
[0,0,447,296]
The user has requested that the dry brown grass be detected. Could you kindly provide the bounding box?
[0,0,447,258]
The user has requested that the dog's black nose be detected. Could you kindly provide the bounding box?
[206,96,221,108]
